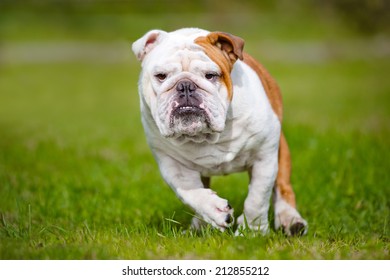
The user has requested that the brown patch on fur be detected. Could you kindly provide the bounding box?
[194,32,244,100]
[243,53,296,208]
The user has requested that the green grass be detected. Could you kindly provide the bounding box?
[0,8,389,259]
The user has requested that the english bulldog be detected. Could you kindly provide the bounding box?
[132,28,308,236]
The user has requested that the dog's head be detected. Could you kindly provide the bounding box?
[132,28,244,144]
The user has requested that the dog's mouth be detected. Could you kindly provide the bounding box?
[169,106,220,144]
[170,105,210,130]
[173,105,205,116]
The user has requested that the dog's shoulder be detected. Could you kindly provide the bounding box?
[242,53,283,121]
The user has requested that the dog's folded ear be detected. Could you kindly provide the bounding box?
[206,32,245,63]
[132,30,168,62]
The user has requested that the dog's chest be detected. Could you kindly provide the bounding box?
[173,132,262,176]
[193,148,256,176]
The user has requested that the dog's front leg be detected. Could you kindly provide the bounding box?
[157,154,234,231]
[237,150,279,235]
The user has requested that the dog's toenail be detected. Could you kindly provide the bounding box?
[289,222,305,236]
[225,214,233,224]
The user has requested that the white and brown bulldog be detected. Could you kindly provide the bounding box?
[132,28,308,236]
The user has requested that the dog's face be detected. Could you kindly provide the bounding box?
[132,28,244,144]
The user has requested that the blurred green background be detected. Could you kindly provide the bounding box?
[0,0,389,259]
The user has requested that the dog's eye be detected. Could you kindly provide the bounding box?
[155,73,167,82]
[205,72,219,81]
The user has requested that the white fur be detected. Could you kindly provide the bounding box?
[132,28,294,233]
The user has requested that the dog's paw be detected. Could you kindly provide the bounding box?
[177,188,234,231]
[190,216,207,230]
[201,193,234,231]
[274,201,308,236]
[235,214,269,236]
[275,213,308,236]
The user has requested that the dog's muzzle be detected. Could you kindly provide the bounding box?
[171,79,205,118]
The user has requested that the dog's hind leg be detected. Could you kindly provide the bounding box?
[273,132,308,236]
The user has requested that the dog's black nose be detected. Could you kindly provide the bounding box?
[176,80,197,97]
[176,80,199,106]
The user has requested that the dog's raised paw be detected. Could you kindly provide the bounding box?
[209,199,234,230]
[182,188,234,231]
[225,213,233,224]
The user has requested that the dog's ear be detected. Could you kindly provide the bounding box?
[132,30,168,62]
[206,32,244,64]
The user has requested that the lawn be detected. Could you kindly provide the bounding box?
[0,3,389,259]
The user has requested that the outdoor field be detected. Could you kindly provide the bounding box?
[0,1,389,259]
